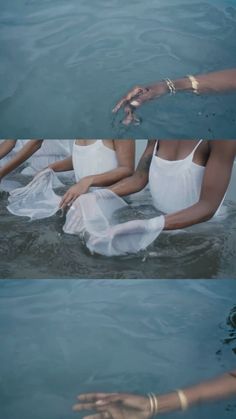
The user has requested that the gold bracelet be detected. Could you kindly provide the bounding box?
[147,393,159,417]
[165,78,176,95]
[176,389,189,411]
[187,75,199,94]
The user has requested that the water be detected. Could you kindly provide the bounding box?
[0,141,236,279]
[0,280,235,419]
[0,0,236,138]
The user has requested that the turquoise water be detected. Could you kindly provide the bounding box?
[0,0,236,138]
[0,280,235,419]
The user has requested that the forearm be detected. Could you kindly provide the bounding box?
[156,371,236,415]
[0,140,17,159]
[108,172,148,196]
[49,157,73,172]
[87,166,134,189]
[164,201,217,230]
[173,69,236,94]
[0,140,43,179]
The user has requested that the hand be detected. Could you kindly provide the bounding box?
[73,393,152,419]
[60,177,92,209]
[112,82,168,125]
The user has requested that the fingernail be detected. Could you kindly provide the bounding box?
[130,100,139,107]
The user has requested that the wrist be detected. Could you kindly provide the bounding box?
[173,77,192,92]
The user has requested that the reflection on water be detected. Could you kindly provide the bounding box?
[0,170,236,279]
[0,0,236,137]
[0,280,235,419]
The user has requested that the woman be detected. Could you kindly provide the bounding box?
[48,139,135,208]
[67,139,236,256]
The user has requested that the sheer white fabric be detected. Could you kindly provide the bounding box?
[7,169,61,220]
[64,189,165,256]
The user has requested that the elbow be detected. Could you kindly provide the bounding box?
[199,201,219,222]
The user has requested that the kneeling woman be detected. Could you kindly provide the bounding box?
[49,139,135,208]
[69,139,236,256]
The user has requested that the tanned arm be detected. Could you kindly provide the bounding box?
[164,140,236,230]
[0,139,43,180]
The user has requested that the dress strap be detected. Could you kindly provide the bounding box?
[190,139,203,160]
[153,140,159,156]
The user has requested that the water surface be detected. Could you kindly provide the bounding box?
[0,0,236,137]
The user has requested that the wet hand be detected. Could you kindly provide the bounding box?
[60,177,92,209]
[73,393,152,419]
[112,82,168,124]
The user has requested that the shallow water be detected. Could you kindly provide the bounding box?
[0,280,235,419]
[0,0,236,138]
[0,158,236,279]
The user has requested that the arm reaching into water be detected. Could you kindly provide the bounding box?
[113,69,236,124]
[164,140,236,230]
[109,140,236,230]
[0,139,43,181]
[109,140,156,196]
[73,370,236,418]
[60,140,135,209]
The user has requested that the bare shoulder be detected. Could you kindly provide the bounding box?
[209,140,236,157]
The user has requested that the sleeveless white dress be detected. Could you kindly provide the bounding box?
[72,140,118,181]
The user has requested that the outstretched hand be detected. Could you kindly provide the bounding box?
[60,177,92,209]
[73,393,152,419]
[112,82,168,125]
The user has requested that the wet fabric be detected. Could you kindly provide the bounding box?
[7,169,61,220]
[64,189,165,256]
[72,140,118,181]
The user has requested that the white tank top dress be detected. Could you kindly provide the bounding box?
[149,140,224,216]
[72,140,118,181]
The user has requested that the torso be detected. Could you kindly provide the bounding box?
[156,140,210,167]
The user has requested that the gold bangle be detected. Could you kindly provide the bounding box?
[165,78,176,95]
[176,389,189,411]
[187,75,199,94]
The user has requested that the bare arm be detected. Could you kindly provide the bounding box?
[74,369,236,418]
[86,140,135,188]
[109,140,156,196]
[113,68,236,123]
[164,141,236,230]
[0,140,17,160]
[156,369,236,414]
[49,156,74,172]
[59,140,136,208]
[0,139,43,180]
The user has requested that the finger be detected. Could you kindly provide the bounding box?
[60,193,74,209]
[83,413,111,419]
[78,394,115,403]
[112,86,146,113]
[73,403,97,412]
[130,90,157,107]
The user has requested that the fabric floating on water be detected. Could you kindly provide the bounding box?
[7,168,61,220]
[7,169,165,255]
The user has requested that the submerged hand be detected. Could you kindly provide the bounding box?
[112,82,168,124]
[73,393,152,419]
[60,177,92,209]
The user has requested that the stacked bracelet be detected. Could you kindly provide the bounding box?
[165,78,176,95]
[176,389,189,411]
[187,75,199,94]
[147,393,159,417]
